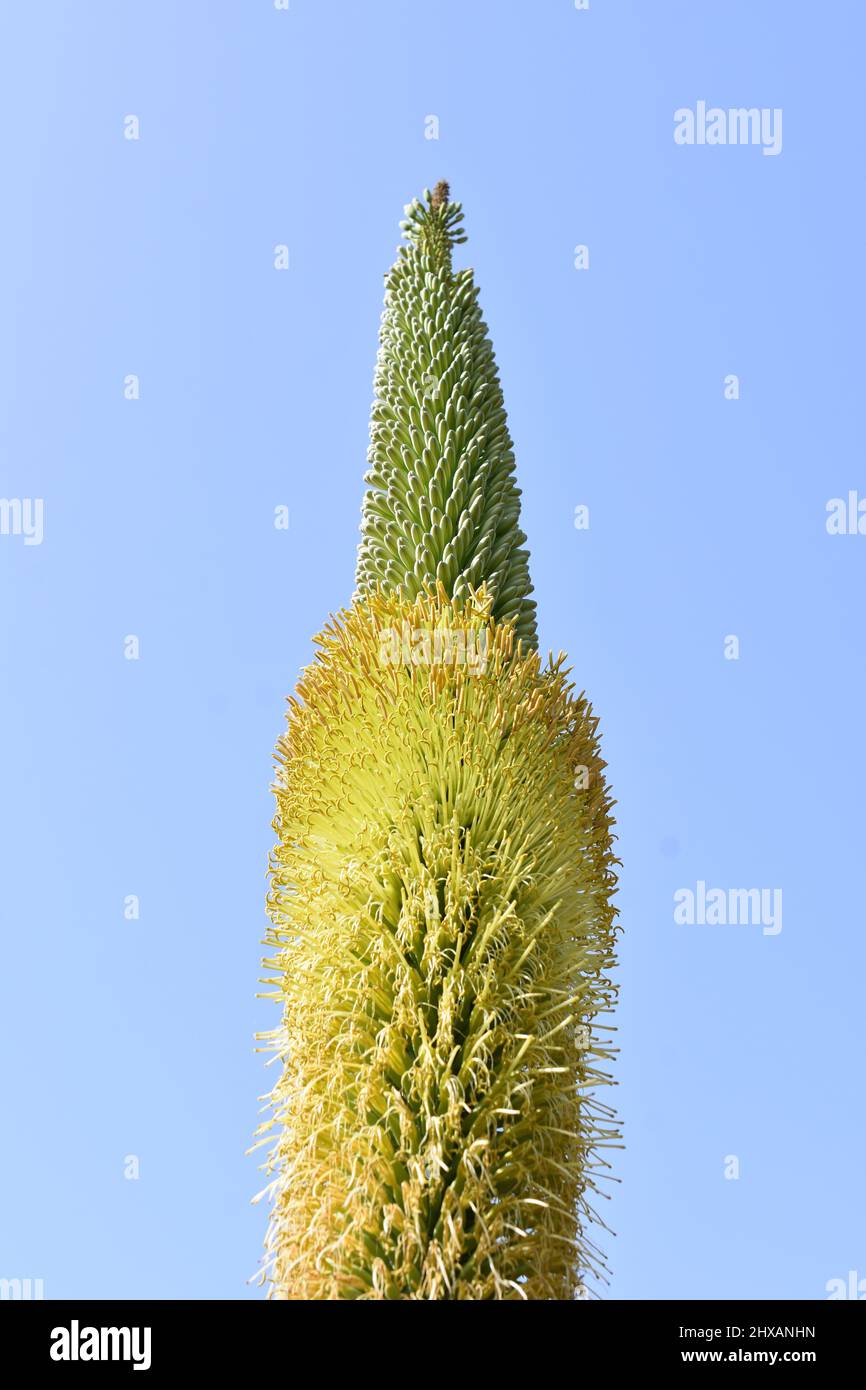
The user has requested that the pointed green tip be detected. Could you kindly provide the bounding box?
[357,185,538,651]
[398,183,468,261]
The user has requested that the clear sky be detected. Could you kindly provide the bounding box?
[1,0,863,1300]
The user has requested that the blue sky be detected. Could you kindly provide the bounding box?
[1,0,863,1299]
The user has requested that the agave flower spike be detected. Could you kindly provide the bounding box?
[256,185,620,1300]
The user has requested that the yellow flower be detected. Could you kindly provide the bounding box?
[254,589,619,1299]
